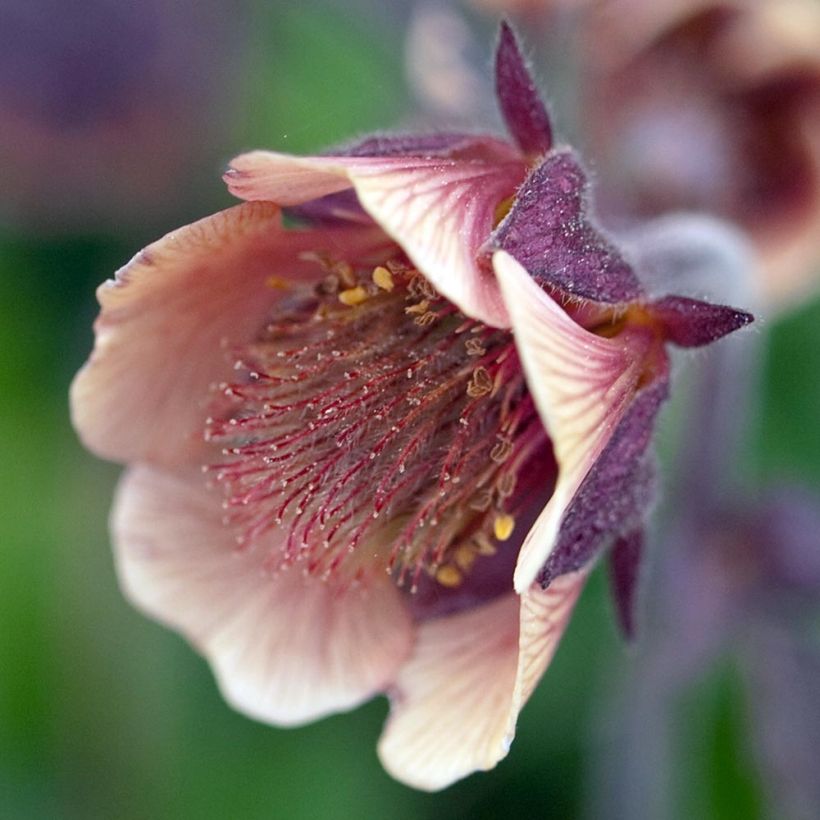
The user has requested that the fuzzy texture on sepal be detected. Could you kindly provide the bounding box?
[492,150,644,303]
[494,22,553,157]
[650,295,754,348]
[537,377,667,587]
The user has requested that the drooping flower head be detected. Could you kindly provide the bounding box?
[70,23,751,790]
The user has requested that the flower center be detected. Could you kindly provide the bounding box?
[205,256,551,591]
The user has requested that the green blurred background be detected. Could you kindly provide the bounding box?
[2,2,819,818]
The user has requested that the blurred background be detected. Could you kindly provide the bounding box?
[1,0,819,818]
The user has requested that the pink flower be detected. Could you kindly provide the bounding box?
[70,24,750,790]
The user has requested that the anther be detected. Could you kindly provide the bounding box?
[339,286,369,306]
[467,367,493,398]
[490,436,513,463]
[372,266,394,291]
[493,514,515,542]
[414,311,437,327]
[405,300,430,315]
[465,337,487,357]
[435,565,462,587]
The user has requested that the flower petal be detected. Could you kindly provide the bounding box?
[492,150,644,304]
[225,145,528,327]
[378,572,586,791]
[70,202,387,466]
[493,251,652,592]
[113,465,414,726]
[495,22,553,156]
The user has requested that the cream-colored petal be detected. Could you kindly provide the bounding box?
[70,202,387,467]
[493,251,650,592]
[226,150,527,327]
[113,465,414,726]
[378,572,586,791]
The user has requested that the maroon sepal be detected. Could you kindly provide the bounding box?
[493,150,644,304]
[650,295,754,348]
[538,377,666,588]
[608,528,644,641]
[495,22,553,157]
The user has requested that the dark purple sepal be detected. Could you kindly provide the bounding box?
[608,528,644,641]
[494,22,553,156]
[330,131,491,158]
[538,376,668,587]
[492,150,645,303]
[286,189,372,227]
[650,295,754,348]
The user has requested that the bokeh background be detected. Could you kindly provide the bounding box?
[2,1,819,818]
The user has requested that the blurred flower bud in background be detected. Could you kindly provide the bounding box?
[579,0,820,312]
[0,0,246,234]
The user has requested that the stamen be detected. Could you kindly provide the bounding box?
[372,265,394,291]
[206,255,546,588]
[493,514,516,542]
[338,286,369,306]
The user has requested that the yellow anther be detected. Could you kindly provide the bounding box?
[435,564,463,587]
[405,299,430,315]
[490,436,513,463]
[338,286,369,306]
[465,337,487,357]
[372,265,394,291]
[474,536,497,556]
[493,513,515,542]
[414,311,438,327]
[467,367,493,398]
[454,545,477,572]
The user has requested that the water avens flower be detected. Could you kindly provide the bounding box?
[70,24,751,790]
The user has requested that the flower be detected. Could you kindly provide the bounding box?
[578,0,820,312]
[70,24,751,790]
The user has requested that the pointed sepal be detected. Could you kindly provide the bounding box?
[608,528,644,641]
[492,150,644,304]
[495,22,553,157]
[537,377,666,587]
[649,295,754,348]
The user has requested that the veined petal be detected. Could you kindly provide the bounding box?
[493,251,651,592]
[378,572,585,791]
[225,147,528,327]
[70,202,387,467]
[113,466,414,726]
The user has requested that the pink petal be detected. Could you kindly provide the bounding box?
[70,202,387,467]
[225,145,528,327]
[378,572,586,791]
[113,466,414,726]
[493,251,652,592]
